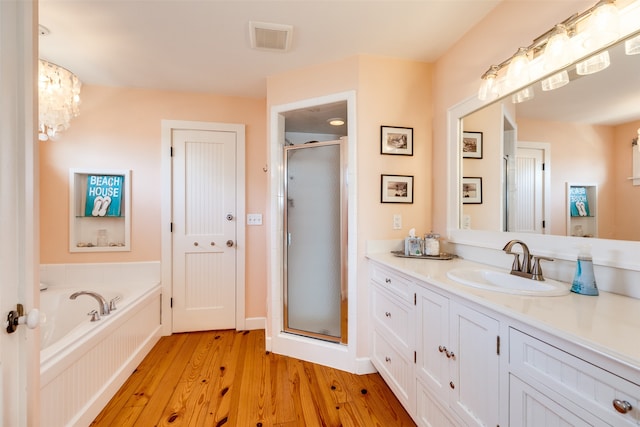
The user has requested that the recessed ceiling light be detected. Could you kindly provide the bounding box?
[327,118,345,126]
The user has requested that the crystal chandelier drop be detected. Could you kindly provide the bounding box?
[38,59,81,141]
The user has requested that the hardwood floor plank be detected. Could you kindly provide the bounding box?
[92,330,415,427]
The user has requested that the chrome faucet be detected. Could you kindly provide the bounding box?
[502,240,553,281]
[69,291,111,315]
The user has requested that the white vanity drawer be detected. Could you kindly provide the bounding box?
[370,262,413,303]
[510,328,640,426]
[371,328,413,410]
[371,284,412,353]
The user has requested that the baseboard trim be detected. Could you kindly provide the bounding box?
[244,317,266,331]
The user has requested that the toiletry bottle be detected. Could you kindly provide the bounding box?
[571,245,599,296]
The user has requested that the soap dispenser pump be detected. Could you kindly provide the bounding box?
[570,244,599,296]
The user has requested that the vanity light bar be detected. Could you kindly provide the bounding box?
[478,0,640,101]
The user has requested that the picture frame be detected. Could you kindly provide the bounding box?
[462,177,482,204]
[462,131,483,159]
[381,126,413,156]
[381,174,414,203]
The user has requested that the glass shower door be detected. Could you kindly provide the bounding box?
[284,140,347,343]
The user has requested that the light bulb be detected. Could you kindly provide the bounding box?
[505,48,531,91]
[544,25,572,70]
[576,50,610,75]
[583,0,620,50]
[542,70,570,91]
[625,34,640,55]
[478,66,499,101]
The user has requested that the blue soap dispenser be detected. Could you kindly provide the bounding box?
[571,244,599,296]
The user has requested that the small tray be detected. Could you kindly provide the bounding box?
[391,251,455,260]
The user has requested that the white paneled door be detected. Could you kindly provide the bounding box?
[171,126,244,332]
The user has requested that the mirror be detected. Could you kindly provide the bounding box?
[460,31,640,241]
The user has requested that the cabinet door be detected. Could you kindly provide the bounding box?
[510,375,605,426]
[449,302,500,427]
[416,380,463,427]
[416,287,450,397]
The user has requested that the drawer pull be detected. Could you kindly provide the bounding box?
[449,381,455,389]
[385,356,391,363]
[385,278,391,284]
[613,399,632,414]
[385,311,391,318]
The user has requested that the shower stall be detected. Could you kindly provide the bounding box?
[283,139,347,344]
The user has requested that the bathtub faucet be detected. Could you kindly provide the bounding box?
[69,291,111,316]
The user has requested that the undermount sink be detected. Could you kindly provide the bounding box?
[446,268,570,296]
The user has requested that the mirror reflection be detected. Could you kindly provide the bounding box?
[461,31,640,241]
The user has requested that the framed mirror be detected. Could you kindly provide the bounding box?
[447,29,640,267]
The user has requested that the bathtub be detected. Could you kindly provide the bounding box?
[40,282,162,427]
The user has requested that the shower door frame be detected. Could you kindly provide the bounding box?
[282,139,348,344]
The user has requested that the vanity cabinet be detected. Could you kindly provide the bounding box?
[370,263,416,413]
[509,328,640,426]
[369,261,501,426]
[416,286,500,427]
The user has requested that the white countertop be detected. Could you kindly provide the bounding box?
[367,252,640,372]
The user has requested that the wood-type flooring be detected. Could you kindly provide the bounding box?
[90,329,416,426]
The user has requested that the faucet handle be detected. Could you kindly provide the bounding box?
[88,309,101,321]
[505,251,521,273]
[531,256,554,281]
[109,296,121,311]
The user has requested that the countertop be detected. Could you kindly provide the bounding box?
[367,252,640,373]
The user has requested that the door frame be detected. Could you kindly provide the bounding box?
[161,120,246,335]
[267,91,361,373]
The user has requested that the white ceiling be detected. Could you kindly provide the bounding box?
[38,0,501,99]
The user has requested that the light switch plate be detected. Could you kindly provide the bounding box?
[393,214,402,230]
[247,213,263,225]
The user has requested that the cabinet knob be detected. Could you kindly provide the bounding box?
[445,349,455,359]
[613,399,632,414]
[439,345,446,353]
[385,356,391,363]
[449,381,455,389]
[193,242,199,246]
[210,242,215,246]
[385,278,391,284]
[385,311,391,318]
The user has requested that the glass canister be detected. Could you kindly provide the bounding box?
[424,232,440,256]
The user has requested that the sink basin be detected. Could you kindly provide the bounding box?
[446,268,570,296]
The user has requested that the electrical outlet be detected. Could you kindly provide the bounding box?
[247,213,263,225]
[462,214,471,229]
[393,214,402,230]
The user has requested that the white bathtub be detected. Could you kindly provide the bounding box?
[40,282,162,427]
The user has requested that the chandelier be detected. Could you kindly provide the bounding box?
[38,59,81,141]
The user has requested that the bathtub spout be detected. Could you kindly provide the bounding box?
[69,291,110,316]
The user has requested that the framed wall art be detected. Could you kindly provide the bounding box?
[462,177,482,204]
[381,126,413,156]
[462,131,483,159]
[381,174,413,203]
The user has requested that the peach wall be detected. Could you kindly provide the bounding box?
[432,0,593,234]
[39,85,268,317]
[614,119,640,240]
[517,118,615,238]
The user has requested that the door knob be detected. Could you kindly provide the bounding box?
[5,304,40,334]
[226,213,234,221]
[226,240,234,247]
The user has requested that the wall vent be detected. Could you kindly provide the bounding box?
[249,21,293,52]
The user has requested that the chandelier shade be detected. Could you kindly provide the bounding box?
[38,59,81,141]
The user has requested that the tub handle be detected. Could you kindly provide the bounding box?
[109,296,121,311]
[88,309,101,322]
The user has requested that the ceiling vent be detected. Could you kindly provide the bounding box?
[249,21,293,52]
